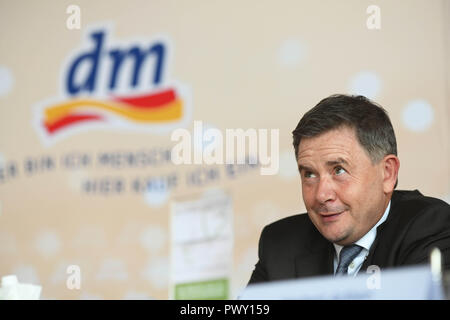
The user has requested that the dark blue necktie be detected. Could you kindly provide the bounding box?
[336,244,363,276]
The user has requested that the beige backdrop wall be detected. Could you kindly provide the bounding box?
[0,0,449,299]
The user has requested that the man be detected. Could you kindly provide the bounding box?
[248,94,450,284]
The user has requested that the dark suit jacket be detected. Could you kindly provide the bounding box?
[248,190,450,284]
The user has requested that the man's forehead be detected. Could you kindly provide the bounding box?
[297,151,352,166]
[298,155,351,171]
[296,127,365,165]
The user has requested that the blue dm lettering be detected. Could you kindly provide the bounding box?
[66,30,166,95]
[108,44,165,90]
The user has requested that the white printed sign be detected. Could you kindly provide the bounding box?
[170,190,233,299]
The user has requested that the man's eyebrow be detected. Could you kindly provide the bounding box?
[325,158,349,167]
[297,158,349,171]
[298,164,313,172]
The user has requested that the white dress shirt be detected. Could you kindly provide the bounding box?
[333,201,391,276]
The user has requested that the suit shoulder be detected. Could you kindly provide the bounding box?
[391,190,450,220]
[258,213,318,258]
[260,213,314,243]
[386,190,450,241]
[382,190,450,266]
[263,213,310,232]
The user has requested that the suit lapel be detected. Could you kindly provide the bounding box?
[294,238,335,278]
[361,191,403,271]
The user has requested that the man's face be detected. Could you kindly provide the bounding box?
[297,126,388,246]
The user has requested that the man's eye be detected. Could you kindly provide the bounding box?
[304,171,316,178]
[335,166,346,175]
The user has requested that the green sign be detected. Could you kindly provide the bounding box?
[175,278,229,300]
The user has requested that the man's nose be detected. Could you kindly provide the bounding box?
[315,176,336,204]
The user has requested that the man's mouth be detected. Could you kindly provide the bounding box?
[319,211,345,222]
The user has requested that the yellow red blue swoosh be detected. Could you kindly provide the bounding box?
[43,88,183,134]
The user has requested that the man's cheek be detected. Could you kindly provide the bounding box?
[302,186,315,202]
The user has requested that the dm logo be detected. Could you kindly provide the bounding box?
[34,26,192,145]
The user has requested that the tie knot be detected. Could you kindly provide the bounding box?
[336,244,363,276]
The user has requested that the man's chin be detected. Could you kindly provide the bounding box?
[310,216,353,244]
[321,229,351,245]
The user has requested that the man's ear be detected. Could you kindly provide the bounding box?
[381,155,400,193]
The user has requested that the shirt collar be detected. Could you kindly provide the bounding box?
[333,200,391,256]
